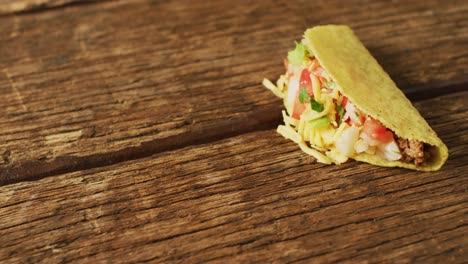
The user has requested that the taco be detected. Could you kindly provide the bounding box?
[263,25,448,171]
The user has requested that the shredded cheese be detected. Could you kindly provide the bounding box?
[308,60,318,71]
[277,75,287,92]
[311,75,321,101]
[276,90,338,163]
[263,56,372,166]
[262,78,284,99]
[297,117,306,135]
[282,110,298,128]
[332,88,340,101]
[333,122,349,142]
[326,149,348,164]
[277,125,302,144]
[299,142,332,164]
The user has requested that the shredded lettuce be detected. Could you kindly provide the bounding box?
[309,116,330,128]
[288,42,309,66]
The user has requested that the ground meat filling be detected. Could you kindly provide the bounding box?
[397,138,426,166]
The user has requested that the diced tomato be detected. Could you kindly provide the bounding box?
[363,119,386,134]
[292,94,306,119]
[357,110,366,124]
[345,117,351,125]
[362,118,394,144]
[300,69,314,97]
[376,131,394,143]
[341,96,348,108]
[291,69,315,119]
[334,110,341,122]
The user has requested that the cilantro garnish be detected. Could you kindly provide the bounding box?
[336,104,345,124]
[299,88,311,104]
[310,98,324,112]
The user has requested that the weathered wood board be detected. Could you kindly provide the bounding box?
[1,0,467,183]
[0,92,466,262]
[0,0,467,262]
[0,0,84,15]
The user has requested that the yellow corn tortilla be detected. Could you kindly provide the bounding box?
[303,25,448,171]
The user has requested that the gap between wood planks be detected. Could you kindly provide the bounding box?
[0,84,466,186]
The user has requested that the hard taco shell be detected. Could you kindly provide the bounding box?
[303,25,448,171]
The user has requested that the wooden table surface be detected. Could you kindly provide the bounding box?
[0,0,467,263]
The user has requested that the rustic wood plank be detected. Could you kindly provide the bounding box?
[1,0,468,182]
[0,0,89,15]
[0,92,466,263]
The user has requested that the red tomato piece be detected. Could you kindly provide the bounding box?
[291,69,314,119]
[341,96,348,108]
[345,118,351,125]
[357,109,366,124]
[362,119,394,144]
[292,96,306,119]
[335,111,340,122]
[363,119,386,134]
[376,131,394,143]
[300,69,314,97]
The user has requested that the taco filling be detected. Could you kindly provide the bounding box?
[263,41,431,166]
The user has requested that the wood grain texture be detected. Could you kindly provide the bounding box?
[0,0,89,15]
[0,92,466,263]
[1,0,468,182]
